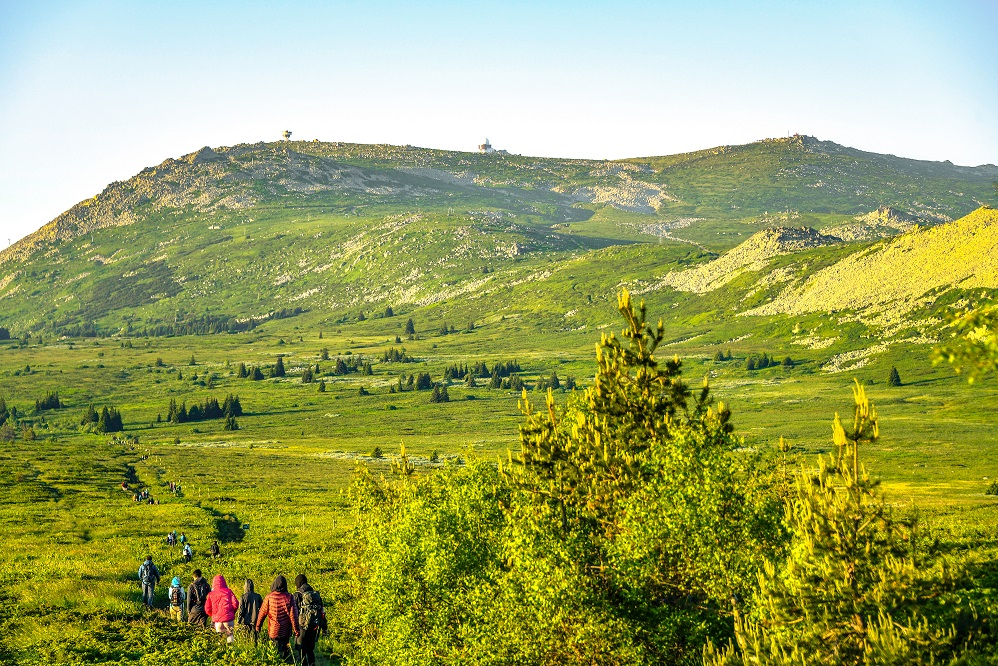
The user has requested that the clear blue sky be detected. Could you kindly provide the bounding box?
[1,0,996,243]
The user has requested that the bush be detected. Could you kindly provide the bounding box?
[342,291,784,664]
[706,382,975,665]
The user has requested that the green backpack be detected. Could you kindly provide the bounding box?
[298,590,322,631]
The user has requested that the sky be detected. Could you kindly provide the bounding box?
[1,0,996,244]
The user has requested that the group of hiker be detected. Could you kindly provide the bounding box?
[164,531,221,562]
[168,480,183,495]
[139,555,327,665]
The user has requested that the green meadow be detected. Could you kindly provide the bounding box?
[1,136,997,662]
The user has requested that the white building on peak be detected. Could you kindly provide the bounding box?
[478,138,508,155]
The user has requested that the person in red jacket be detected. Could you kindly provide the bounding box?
[204,574,239,643]
[256,575,299,662]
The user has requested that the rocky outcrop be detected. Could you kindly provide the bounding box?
[0,144,433,268]
[648,227,841,294]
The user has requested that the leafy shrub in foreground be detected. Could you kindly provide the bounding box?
[706,382,986,665]
[342,291,784,665]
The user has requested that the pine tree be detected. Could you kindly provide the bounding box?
[547,371,561,390]
[321,348,330,361]
[272,356,286,378]
[189,354,196,366]
[714,350,725,362]
[415,373,433,390]
[888,366,902,386]
[237,362,247,378]
[385,306,395,317]
[224,415,239,431]
[746,357,756,371]
[465,373,476,388]
[707,381,959,665]
[782,356,794,368]
[251,367,265,381]
[404,318,416,336]
[318,380,326,393]
[302,366,314,383]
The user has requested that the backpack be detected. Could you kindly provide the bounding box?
[297,589,323,631]
[139,562,158,585]
[169,585,182,607]
[190,579,209,607]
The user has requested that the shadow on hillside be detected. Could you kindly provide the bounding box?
[210,508,245,544]
[899,376,950,387]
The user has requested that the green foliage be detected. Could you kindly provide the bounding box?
[887,365,901,386]
[415,373,433,391]
[271,355,286,378]
[934,304,998,382]
[430,384,450,403]
[706,382,978,665]
[404,318,416,336]
[34,391,62,412]
[344,291,784,665]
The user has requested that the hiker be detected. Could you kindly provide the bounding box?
[179,532,187,545]
[138,555,161,610]
[166,532,176,547]
[205,574,239,644]
[293,574,327,666]
[182,543,193,563]
[187,569,212,627]
[168,576,186,622]
[210,541,220,559]
[237,579,263,646]
[256,575,299,663]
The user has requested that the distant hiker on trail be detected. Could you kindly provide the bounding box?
[166,532,176,547]
[237,579,263,646]
[205,574,239,644]
[293,574,327,666]
[179,532,187,545]
[187,569,212,627]
[257,575,299,663]
[182,543,193,563]
[168,576,186,622]
[138,555,161,610]
[210,540,220,559]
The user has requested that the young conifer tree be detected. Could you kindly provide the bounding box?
[707,381,963,665]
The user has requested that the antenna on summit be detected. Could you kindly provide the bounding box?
[283,130,292,141]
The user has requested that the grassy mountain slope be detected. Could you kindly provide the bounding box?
[747,206,998,326]
[1,136,995,339]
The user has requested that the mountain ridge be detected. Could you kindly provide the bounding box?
[3,135,995,269]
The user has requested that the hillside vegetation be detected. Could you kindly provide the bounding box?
[0,135,997,664]
[749,206,998,326]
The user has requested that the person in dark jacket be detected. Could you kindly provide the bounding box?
[210,541,220,558]
[293,574,327,666]
[187,569,212,627]
[257,575,299,663]
[237,578,263,645]
[138,555,161,610]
